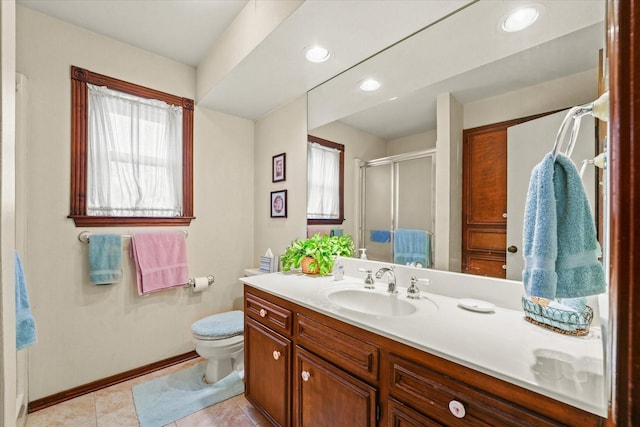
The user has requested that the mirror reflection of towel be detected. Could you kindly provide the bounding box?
[370,230,391,243]
[393,229,431,267]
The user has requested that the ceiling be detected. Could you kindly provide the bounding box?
[16,0,472,120]
[15,0,605,136]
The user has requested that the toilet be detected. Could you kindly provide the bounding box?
[191,310,244,384]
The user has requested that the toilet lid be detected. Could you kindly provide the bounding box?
[191,310,244,339]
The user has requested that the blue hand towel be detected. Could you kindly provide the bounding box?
[89,234,122,285]
[15,251,36,350]
[370,230,391,243]
[393,228,431,267]
[522,153,605,299]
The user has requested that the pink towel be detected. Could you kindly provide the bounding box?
[130,231,189,295]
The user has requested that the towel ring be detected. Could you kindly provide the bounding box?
[552,92,609,161]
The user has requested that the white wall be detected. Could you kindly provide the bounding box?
[387,129,437,156]
[1,1,18,424]
[17,6,254,400]
[253,95,308,264]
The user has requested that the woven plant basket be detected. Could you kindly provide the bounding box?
[301,256,320,275]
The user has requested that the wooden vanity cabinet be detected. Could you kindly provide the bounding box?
[245,291,293,427]
[244,285,603,427]
[295,347,377,426]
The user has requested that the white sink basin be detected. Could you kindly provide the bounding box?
[324,285,430,317]
[328,289,416,316]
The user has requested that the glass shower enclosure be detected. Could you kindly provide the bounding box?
[356,149,436,265]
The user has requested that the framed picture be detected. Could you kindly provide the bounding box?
[272,153,286,182]
[270,190,287,218]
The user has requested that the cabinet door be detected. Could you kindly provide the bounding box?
[245,317,291,427]
[388,398,442,427]
[295,347,377,427]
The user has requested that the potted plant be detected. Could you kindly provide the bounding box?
[281,233,354,276]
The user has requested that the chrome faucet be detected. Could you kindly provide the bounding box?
[375,266,397,294]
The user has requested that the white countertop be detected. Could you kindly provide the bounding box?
[240,267,607,418]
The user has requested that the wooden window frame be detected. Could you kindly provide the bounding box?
[68,66,194,227]
[307,135,345,225]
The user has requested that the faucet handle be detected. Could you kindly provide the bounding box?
[407,276,431,300]
[358,268,375,289]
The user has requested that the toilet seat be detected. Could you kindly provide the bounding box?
[191,310,243,341]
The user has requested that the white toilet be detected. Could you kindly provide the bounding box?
[191,310,244,384]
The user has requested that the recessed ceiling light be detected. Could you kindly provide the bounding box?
[501,4,542,32]
[359,78,381,92]
[305,45,330,63]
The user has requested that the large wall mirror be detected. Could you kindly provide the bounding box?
[307,0,606,281]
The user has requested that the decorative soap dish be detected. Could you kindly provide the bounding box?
[522,296,593,336]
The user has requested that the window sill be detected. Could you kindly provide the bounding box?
[69,215,195,227]
[307,218,345,225]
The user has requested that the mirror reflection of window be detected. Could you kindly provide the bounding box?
[307,135,344,225]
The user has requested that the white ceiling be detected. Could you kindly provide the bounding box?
[16,0,605,137]
[16,0,472,120]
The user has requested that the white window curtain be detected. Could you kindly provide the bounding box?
[307,141,340,219]
[87,84,183,217]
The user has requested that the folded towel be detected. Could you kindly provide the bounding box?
[523,153,605,299]
[89,234,122,285]
[330,228,343,237]
[370,230,391,243]
[393,228,431,267]
[15,251,36,350]
[131,231,189,295]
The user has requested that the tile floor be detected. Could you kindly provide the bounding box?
[25,357,271,427]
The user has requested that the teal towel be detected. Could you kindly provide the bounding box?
[393,228,431,267]
[89,234,122,285]
[15,251,36,350]
[523,153,605,299]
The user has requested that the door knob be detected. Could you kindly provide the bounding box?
[507,245,518,253]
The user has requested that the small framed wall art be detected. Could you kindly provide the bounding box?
[270,190,287,218]
[272,153,286,182]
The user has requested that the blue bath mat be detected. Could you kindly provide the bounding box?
[132,362,244,426]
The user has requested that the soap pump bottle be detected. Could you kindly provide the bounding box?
[332,260,344,281]
[359,248,368,260]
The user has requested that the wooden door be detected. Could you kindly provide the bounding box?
[245,318,291,427]
[295,347,377,427]
[462,113,556,278]
[462,124,508,278]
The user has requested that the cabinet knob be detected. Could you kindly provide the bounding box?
[259,308,267,318]
[272,350,281,360]
[301,370,311,382]
[507,245,518,253]
[502,212,508,218]
[448,400,466,418]
[502,265,507,270]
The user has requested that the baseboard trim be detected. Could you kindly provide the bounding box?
[28,350,199,413]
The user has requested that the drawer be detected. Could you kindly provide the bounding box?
[245,291,293,336]
[388,354,563,427]
[297,313,379,383]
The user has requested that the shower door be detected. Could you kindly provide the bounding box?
[360,151,435,264]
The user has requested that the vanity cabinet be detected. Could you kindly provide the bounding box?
[244,285,603,427]
[244,291,293,427]
[295,347,377,426]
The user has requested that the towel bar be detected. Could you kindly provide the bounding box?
[78,230,189,244]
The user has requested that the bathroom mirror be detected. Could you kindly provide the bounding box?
[307,0,606,278]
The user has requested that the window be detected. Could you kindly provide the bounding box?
[69,66,194,226]
[307,135,344,224]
